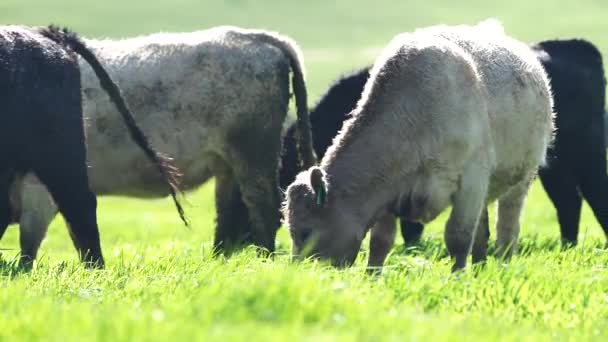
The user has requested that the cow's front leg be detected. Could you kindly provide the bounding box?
[367,212,397,274]
[445,164,489,272]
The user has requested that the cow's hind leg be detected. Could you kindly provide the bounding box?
[367,213,397,273]
[580,173,608,245]
[539,166,581,247]
[227,129,283,253]
[576,122,608,245]
[31,133,104,268]
[445,165,489,272]
[232,162,281,253]
[0,172,12,241]
[399,219,424,245]
[33,163,103,268]
[18,174,59,264]
[495,177,532,259]
[213,166,252,254]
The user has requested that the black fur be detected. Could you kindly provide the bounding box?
[0,26,104,266]
[533,39,608,246]
[0,25,185,267]
[280,39,608,248]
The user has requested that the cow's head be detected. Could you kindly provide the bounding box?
[282,166,364,267]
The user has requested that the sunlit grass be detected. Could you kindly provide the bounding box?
[1,0,608,340]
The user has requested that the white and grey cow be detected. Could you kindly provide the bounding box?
[9,26,316,260]
[283,20,554,272]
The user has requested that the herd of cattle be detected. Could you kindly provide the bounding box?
[0,19,606,273]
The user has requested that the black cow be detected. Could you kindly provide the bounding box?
[532,39,607,246]
[0,26,186,267]
[280,38,608,248]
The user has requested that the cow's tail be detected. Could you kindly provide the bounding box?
[38,25,189,227]
[249,31,316,169]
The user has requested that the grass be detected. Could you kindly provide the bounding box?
[1,0,608,340]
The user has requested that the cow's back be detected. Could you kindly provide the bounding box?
[533,39,605,137]
[0,26,81,167]
[78,27,291,196]
[423,23,554,197]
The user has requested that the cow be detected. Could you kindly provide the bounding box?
[282,39,608,251]
[0,25,186,267]
[8,25,316,260]
[280,67,426,246]
[531,39,608,246]
[283,20,554,272]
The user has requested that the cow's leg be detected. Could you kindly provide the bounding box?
[399,219,424,245]
[367,213,397,273]
[213,167,251,254]
[576,122,608,244]
[580,174,608,244]
[445,165,489,272]
[232,163,281,253]
[227,129,283,253]
[0,172,11,240]
[32,162,103,268]
[30,131,104,268]
[471,207,490,264]
[539,165,582,247]
[18,173,59,264]
[495,177,532,259]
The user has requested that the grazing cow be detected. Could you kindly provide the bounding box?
[0,26,185,267]
[280,67,427,245]
[283,39,608,251]
[283,21,554,272]
[9,26,315,258]
[531,39,608,246]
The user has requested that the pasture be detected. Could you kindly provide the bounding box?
[1,0,608,340]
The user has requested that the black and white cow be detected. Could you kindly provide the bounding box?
[0,26,185,267]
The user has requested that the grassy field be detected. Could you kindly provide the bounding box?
[1,1,608,340]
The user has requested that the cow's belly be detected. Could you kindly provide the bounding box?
[86,138,219,198]
[395,169,460,224]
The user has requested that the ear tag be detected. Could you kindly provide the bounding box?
[316,186,326,206]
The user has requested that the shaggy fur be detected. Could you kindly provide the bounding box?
[283,39,608,252]
[283,21,554,272]
[10,26,315,256]
[1,25,184,267]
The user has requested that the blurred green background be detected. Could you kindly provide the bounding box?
[3,0,608,101]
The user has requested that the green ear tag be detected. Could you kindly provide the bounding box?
[316,186,326,206]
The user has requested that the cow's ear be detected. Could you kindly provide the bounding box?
[310,167,327,207]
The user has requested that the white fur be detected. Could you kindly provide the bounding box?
[284,20,554,270]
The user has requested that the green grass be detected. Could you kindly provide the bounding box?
[1,1,608,340]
